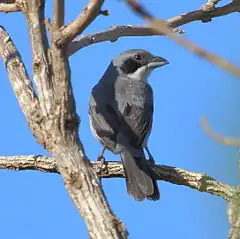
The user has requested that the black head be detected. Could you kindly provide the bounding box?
[112,49,169,80]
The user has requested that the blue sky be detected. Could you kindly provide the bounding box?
[0,1,239,238]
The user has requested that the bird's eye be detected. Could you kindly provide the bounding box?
[134,54,141,61]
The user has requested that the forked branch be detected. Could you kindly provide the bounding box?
[56,0,104,46]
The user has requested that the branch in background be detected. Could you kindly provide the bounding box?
[53,0,65,28]
[201,117,240,147]
[0,155,234,202]
[125,0,240,78]
[56,0,104,46]
[68,1,240,56]
[201,0,222,11]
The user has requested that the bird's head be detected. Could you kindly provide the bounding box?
[112,49,169,82]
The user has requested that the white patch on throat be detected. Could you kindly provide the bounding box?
[127,66,152,82]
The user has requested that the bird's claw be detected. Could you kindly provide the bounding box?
[96,155,105,173]
[148,156,155,165]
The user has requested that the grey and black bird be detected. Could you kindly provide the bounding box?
[89,49,169,201]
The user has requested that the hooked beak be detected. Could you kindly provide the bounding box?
[148,56,169,69]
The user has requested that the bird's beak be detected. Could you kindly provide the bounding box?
[148,56,169,69]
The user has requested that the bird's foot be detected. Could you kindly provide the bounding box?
[148,156,155,165]
[96,155,106,173]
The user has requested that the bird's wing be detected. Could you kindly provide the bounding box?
[119,85,153,147]
[89,95,121,152]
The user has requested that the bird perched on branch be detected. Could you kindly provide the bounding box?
[89,49,169,201]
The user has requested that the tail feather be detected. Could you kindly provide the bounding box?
[120,149,160,201]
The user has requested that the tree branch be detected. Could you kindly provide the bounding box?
[0,1,20,12]
[24,0,53,116]
[68,1,240,56]
[0,26,41,121]
[201,0,222,12]
[201,117,240,147]
[0,155,234,202]
[125,0,240,78]
[44,0,128,237]
[67,25,183,56]
[168,2,240,28]
[228,187,240,239]
[53,0,64,29]
[56,0,104,46]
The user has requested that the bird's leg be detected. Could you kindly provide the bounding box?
[145,146,155,164]
[96,147,106,172]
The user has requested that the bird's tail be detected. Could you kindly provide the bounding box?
[120,148,160,201]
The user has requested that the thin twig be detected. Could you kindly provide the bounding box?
[201,117,240,147]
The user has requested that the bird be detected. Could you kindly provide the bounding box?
[88,49,169,201]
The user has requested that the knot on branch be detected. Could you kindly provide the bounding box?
[16,0,27,12]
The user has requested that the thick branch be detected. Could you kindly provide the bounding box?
[228,188,240,239]
[0,26,40,119]
[55,145,127,239]
[56,0,104,46]
[0,155,234,202]
[48,0,127,236]
[68,1,240,56]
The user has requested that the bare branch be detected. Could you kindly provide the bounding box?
[0,0,28,12]
[53,0,65,29]
[0,155,234,202]
[24,0,53,116]
[56,0,104,46]
[201,117,240,147]
[0,2,19,12]
[0,26,40,118]
[53,145,128,238]
[68,1,240,56]
[45,1,128,237]
[67,25,183,56]
[125,0,240,78]
[228,188,240,239]
[168,2,240,28]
